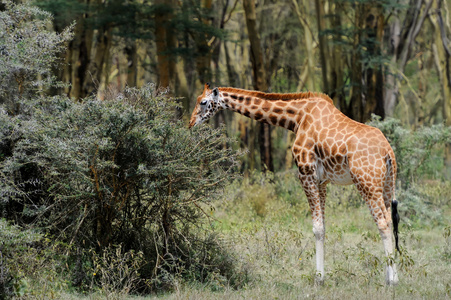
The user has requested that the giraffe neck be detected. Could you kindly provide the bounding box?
[218,87,332,132]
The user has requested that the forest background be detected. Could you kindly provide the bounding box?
[0,0,451,298]
[25,0,451,173]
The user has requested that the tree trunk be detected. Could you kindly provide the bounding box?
[430,0,451,176]
[363,5,385,120]
[135,39,147,88]
[314,0,330,93]
[224,42,239,87]
[328,1,346,110]
[155,0,176,90]
[131,0,146,89]
[126,39,137,87]
[193,0,214,85]
[83,26,112,97]
[243,0,274,172]
[96,27,113,100]
[175,58,190,107]
[384,0,433,117]
[349,3,364,122]
[69,18,89,100]
[243,0,267,91]
[292,0,316,91]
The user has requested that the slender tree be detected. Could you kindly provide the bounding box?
[243,0,274,172]
[155,0,176,90]
[291,0,316,91]
[430,0,451,175]
[314,0,330,94]
[384,0,433,117]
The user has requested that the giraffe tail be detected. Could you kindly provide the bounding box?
[391,199,400,253]
[387,153,400,253]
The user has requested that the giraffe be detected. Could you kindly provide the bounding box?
[189,83,400,285]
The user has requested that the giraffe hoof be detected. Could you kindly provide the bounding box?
[386,279,399,286]
[385,265,399,286]
[315,275,325,286]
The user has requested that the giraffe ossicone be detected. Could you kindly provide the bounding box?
[189,84,400,285]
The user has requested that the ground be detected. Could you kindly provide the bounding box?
[62,171,451,299]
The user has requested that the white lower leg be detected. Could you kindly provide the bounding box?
[313,222,325,282]
[386,264,398,285]
[381,230,398,285]
[315,236,325,280]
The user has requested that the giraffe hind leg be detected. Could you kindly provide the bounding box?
[357,181,399,285]
[371,198,399,285]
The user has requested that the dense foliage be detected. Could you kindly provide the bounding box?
[0,86,245,293]
[370,115,451,226]
[0,0,450,298]
[25,0,451,176]
[369,115,451,186]
[0,0,73,113]
[0,2,245,296]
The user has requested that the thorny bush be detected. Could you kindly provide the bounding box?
[0,85,244,292]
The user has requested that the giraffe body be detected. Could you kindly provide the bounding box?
[189,84,399,285]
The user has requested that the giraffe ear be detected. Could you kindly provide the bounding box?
[212,88,219,97]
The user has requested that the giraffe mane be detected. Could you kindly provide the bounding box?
[218,87,334,104]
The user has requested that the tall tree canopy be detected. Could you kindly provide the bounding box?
[29,0,451,172]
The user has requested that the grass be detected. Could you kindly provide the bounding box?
[142,171,451,300]
[26,171,451,299]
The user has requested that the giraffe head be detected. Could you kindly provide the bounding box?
[189,83,222,128]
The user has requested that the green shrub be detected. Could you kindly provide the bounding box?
[368,116,451,228]
[0,0,73,113]
[368,115,451,187]
[0,218,48,298]
[0,1,246,293]
[89,245,144,298]
[444,225,451,261]
[0,85,244,292]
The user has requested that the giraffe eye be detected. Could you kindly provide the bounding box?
[200,100,208,106]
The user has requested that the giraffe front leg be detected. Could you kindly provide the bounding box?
[313,210,325,284]
[316,183,327,283]
[298,169,326,284]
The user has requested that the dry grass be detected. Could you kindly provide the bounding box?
[57,175,451,299]
[143,174,451,300]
